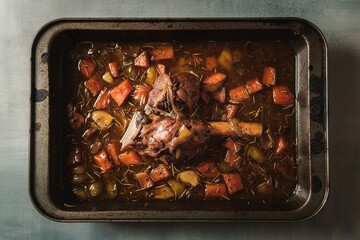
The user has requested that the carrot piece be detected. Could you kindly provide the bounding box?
[135,170,154,189]
[119,150,142,165]
[205,183,228,198]
[134,51,150,68]
[275,135,288,156]
[229,85,250,102]
[224,150,243,169]
[150,164,171,182]
[79,59,96,78]
[108,61,120,77]
[151,45,174,60]
[211,87,226,103]
[197,161,219,178]
[262,67,276,85]
[223,138,242,152]
[93,150,113,172]
[246,77,263,95]
[69,113,85,132]
[156,64,166,74]
[273,85,294,105]
[67,147,82,166]
[94,89,111,109]
[224,104,239,119]
[202,73,227,91]
[104,142,120,165]
[110,79,134,106]
[201,90,210,104]
[223,173,243,195]
[133,84,152,105]
[85,75,105,96]
[206,56,218,71]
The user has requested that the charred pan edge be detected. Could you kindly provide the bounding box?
[29,18,328,222]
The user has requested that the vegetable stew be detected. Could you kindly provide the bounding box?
[64,40,296,203]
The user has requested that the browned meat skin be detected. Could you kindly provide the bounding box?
[144,74,172,115]
[171,72,200,113]
[169,119,210,160]
[140,115,181,157]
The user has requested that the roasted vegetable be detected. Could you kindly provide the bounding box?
[79,59,96,78]
[110,79,134,106]
[90,110,113,130]
[152,185,175,199]
[178,170,199,187]
[66,40,296,203]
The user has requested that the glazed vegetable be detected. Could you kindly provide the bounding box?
[93,150,112,172]
[223,173,243,195]
[90,110,113,130]
[79,59,96,78]
[152,186,175,199]
[135,170,154,189]
[119,150,142,165]
[197,161,219,178]
[202,73,227,91]
[94,89,111,109]
[205,183,228,198]
[246,77,263,95]
[104,142,120,165]
[65,40,296,203]
[85,75,105,96]
[223,138,242,152]
[229,85,250,102]
[273,85,294,105]
[212,87,226,103]
[134,51,150,68]
[217,48,232,71]
[110,79,134,106]
[178,170,199,187]
[262,67,276,85]
[206,56,218,71]
[224,150,242,169]
[108,61,119,77]
[167,179,186,197]
[150,164,171,182]
[102,72,114,85]
[151,45,174,60]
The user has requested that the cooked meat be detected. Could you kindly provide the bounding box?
[140,115,181,157]
[144,73,172,115]
[171,72,200,113]
[169,119,210,160]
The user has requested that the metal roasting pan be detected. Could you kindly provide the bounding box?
[30,18,328,222]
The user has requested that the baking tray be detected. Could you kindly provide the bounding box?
[30,18,328,221]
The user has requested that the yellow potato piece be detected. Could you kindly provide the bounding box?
[177,170,199,187]
[91,110,113,131]
[153,186,175,200]
[167,179,186,197]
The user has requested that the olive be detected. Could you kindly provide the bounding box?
[66,147,82,166]
[256,181,273,195]
[71,164,86,175]
[71,174,90,186]
[106,181,118,199]
[73,187,87,200]
[218,161,234,173]
[247,145,266,162]
[87,182,103,197]
[260,129,275,150]
[90,138,102,154]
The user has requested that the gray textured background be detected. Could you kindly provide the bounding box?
[0,0,359,239]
